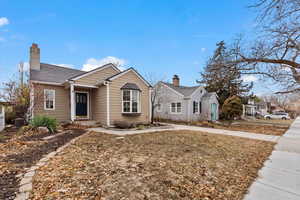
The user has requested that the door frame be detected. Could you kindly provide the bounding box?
[75,91,90,120]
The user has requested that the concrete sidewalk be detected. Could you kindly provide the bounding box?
[89,123,280,142]
[244,117,300,200]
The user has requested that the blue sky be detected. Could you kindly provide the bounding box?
[0,0,272,94]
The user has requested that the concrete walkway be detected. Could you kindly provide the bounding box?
[89,123,280,142]
[244,117,300,200]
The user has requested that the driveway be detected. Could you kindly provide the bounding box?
[244,117,300,200]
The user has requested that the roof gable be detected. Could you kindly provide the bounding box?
[69,63,120,81]
[106,68,152,87]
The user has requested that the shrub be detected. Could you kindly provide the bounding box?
[30,115,57,133]
[222,95,243,121]
[114,121,132,129]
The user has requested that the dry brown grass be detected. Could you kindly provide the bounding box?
[31,130,274,200]
[156,118,292,136]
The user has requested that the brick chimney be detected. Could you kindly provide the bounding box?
[172,75,180,87]
[30,43,40,71]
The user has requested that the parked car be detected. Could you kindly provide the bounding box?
[264,112,290,120]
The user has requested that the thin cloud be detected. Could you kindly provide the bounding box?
[201,48,206,52]
[82,56,127,71]
[0,17,9,27]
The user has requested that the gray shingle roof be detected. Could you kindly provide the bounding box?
[162,82,200,96]
[30,63,85,84]
[121,83,141,91]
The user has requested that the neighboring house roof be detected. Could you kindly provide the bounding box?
[106,67,152,87]
[30,63,85,84]
[121,83,141,91]
[161,82,200,97]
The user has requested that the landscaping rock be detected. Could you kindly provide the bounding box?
[37,127,49,134]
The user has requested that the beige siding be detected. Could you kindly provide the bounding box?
[109,71,150,125]
[75,67,119,85]
[33,84,70,122]
[92,85,107,124]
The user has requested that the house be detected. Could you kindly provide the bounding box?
[29,43,152,126]
[153,75,219,122]
[243,99,268,116]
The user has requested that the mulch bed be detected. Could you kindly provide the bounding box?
[31,130,275,200]
[0,126,20,143]
[0,128,86,200]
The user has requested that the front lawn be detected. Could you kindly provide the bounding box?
[0,126,86,199]
[32,131,274,200]
[215,119,293,136]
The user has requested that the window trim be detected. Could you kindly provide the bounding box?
[199,101,202,113]
[44,89,55,110]
[74,91,90,119]
[193,101,199,114]
[122,89,141,114]
[170,102,182,114]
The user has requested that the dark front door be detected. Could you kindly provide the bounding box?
[76,93,88,117]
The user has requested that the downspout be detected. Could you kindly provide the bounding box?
[104,81,110,127]
[149,88,153,123]
[70,83,75,121]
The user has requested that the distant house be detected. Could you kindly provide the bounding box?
[243,99,268,116]
[0,102,7,131]
[153,75,219,122]
[29,44,152,126]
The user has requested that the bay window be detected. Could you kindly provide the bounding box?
[122,90,140,113]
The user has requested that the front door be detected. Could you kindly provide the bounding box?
[76,92,88,117]
[211,103,217,121]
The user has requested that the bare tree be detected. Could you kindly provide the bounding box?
[230,0,300,93]
[0,75,44,120]
[144,72,166,123]
[262,94,290,110]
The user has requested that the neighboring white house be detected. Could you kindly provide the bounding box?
[243,99,268,117]
[0,105,5,132]
[153,75,219,122]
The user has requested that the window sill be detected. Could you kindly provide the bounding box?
[122,112,142,116]
[170,112,182,114]
[44,108,55,111]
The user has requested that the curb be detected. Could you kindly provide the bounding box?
[14,131,90,200]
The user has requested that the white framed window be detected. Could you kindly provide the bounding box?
[170,102,181,113]
[44,89,55,110]
[193,101,199,113]
[199,101,202,113]
[156,103,162,112]
[122,90,141,113]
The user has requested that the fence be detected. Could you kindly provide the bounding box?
[0,106,5,132]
